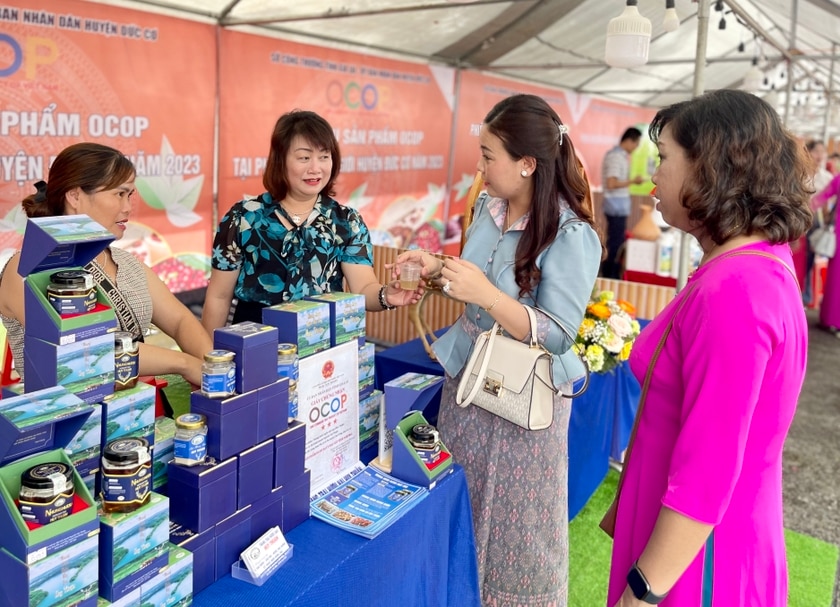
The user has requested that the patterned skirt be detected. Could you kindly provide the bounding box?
[438,373,571,607]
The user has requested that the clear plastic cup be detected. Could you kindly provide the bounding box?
[398,260,422,290]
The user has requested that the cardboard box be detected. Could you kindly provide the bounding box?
[359,390,383,442]
[98,493,170,601]
[273,420,305,489]
[169,522,215,595]
[167,456,237,533]
[0,448,98,564]
[65,402,101,473]
[213,321,279,394]
[279,469,310,533]
[190,389,258,461]
[0,534,99,607]
[306,292,366,346]
[262,300,331,358]
[391,411,454,488]
[18,215,117,345]
[0,385,92,464]
[624,238,658,274]
[139,544,193,607]
[256,379,289,443]
[237,439,274,510]
[248,487,283,544]
[378,373,444,469]
[24,331,115,404]
[97,588,141,607]
[152,416,176,492]
[214,506,252,578]
[101,383,156,448]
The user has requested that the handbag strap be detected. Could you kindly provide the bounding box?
[612,249,795,506]
[531,305,590,398]
[455,305,541,407]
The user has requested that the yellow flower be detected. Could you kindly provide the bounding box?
[619,341,632,361]
[579,318,596,336]
[598,290,615,302]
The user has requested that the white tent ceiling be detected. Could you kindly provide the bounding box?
[94,0,840,139]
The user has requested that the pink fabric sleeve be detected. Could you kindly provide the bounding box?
[660,269,775,524]
[812,172,840,210]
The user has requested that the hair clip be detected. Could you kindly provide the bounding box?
[33,180,47,203]
[557,123,570,146]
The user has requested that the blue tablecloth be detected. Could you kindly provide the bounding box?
[194,464,479,607]
[374,331,641,519]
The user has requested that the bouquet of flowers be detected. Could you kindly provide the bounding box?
[574,290,640,373]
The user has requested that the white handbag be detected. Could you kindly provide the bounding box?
[455,306,588,430]
[809,205,837,259]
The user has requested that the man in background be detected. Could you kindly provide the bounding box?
[601,127,644,279]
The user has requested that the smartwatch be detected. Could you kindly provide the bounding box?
[626,561,668,604]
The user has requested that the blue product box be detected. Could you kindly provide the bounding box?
[0,535,99,607]
[0,385,92,464]
[383,372,445,431]
[359,375,375,400]
[358,341,375,382]
[139,544,193,607]
[169,522,215,595]
[101,383,156,446]
[391,411,454,489]
[262,300,331,358]
[152,416,176,491]
[214,506,252,578]
[190,389,258,461]
[213,321,279,394]
[273,420,306,489]
[99,493,170,601]
[167,456,237,533]
[257,378,289,442]
[71,451,100,478]
[18,215,117,345]
[306,292,366,346]
[279,468,311,533]
[359,389,383,442]
[66,402,102,468]
[23,332,115,404]
[249,486,284,543]
[237,439,274,510]
[96,588,141,606]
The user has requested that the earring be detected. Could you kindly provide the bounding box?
[520,170,528,177]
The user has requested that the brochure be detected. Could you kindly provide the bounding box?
[310,462,428,539]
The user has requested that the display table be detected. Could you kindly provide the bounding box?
[193,464,480,607]
[374,331,642,519]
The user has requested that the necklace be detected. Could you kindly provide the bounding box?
[281,200,316,226]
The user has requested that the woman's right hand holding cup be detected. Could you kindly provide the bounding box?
[392,250,445,290]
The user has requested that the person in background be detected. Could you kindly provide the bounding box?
[601,127,645,279]
[827,152,840,175]
[811,172,840,334]
[396,94,602,606]
[802,140,834,305]
[607,89,811,606]
[0,143,212,385]
[201,110,419,332]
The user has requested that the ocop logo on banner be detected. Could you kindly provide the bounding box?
[326,80,390,111]
[309,393,348,423]
[0,34,58,79]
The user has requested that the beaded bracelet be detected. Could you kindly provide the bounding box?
[485,289,502,311]
[378,284,396,310]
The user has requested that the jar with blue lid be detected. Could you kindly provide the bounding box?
[277,343,299,382]
[201,349,236,398]
[174,413,208,466]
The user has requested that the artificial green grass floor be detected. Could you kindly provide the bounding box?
[569,470,840,606]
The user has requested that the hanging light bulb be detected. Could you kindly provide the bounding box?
[718,16,727,30]
[605,0,652,68]
[743,58,764,92]
[663,0,680,32]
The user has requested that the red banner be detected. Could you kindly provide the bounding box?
[0,1,216,291]
[445,70,656,255]
[218,30,455,253]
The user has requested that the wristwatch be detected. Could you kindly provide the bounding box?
[627,561,668,604]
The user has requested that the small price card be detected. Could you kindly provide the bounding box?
[240,526,290,579]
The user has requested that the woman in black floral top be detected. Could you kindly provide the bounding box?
[202,110,421,331]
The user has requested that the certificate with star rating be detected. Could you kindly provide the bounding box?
[298,340,360,496]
